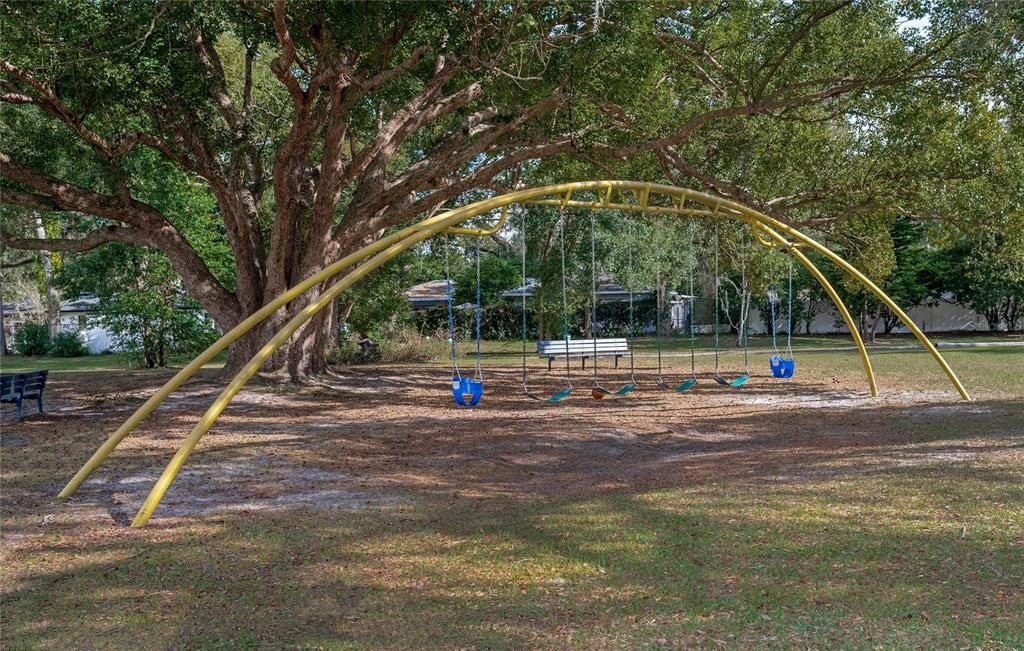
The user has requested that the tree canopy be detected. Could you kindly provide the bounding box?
[2,0,1020,373]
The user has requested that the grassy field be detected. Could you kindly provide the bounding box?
[0,351,227,373]
[1,338,1022,649]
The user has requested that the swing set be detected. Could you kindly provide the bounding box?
[653,216,698,392]
[769,257,797,379]
[445,235,483,407]
[519,201,574,403]
[55,181,972,526]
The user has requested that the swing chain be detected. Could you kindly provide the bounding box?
[627,216,636,381]
[558,204,573,388]
[520,205,529,389]
[474,236,482,380]
[445,233,461,379]
[655,214,665,381]
[591,210,600,384]
[687,219,697,378]
[786,254,794,359]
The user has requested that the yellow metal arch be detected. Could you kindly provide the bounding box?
[54,181,970,526]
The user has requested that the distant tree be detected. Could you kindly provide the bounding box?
[58,245,217,367]
[930,233,1024,333]
[879,218,932,334]
[822,214,897,342]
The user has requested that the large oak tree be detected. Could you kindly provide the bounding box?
[1,0,1010,375]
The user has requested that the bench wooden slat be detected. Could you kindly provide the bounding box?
[538,338,628,355]
[536,338,630,370]
[1,370,47,421]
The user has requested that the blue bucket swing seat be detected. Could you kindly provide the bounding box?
[445,236,485,408]
[769,355,796,378]
[452,375,483,407]
[767,258,797,380]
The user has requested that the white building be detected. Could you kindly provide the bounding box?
[747,294,992,335]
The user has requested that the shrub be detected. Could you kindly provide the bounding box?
[326,336,370,365]
[379,327,447,364]
[329,327,446,365]
[14,323,50,356]
[49,331,88,357]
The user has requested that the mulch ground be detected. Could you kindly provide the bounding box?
[2,364,1012,530]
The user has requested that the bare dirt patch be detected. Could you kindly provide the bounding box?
[2,365,1019,533]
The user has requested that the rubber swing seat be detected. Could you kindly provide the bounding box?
[769,355,796,378]
[547,387,573,403]
[614,383,638,396]
[714,374,750,388]
[675,377,698,392]
[452,376,483,407]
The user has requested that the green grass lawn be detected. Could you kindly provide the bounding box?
[4,451,1022,649]
[0,351,227,373]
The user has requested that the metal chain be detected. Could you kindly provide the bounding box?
[591,210,599,382]
[474,235,482,380]
[520,206,529,387]
[627,216,635,380]
[655,214,664,378]
[787,254,794,358]
[713,221,721,374]
[445,234,460,378]
[559,205,572,386]
[688,220,696,377]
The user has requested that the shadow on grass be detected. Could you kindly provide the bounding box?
[2,467,1022,648]
[2,365,1022,647]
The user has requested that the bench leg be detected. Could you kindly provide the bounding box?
[548,357,552,371]
[37,393,44,415]
[581,356,586,370]
[16,398,23,422]
[615,355,620,369]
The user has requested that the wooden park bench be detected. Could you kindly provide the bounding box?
[1,370,49,421]
[537,338,629,371]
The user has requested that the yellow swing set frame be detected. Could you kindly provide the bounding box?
[54,181,971,527]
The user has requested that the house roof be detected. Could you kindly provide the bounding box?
[60,294,100,313]
[504,282,661,302]
[403,280,452,308]
[404,279,688,308]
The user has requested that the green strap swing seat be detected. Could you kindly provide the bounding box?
[653,216,698,393]
[588,211,637,399]
[520,202,573,403]
[712,223,750,388]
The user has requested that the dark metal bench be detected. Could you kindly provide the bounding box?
[537,338,629,371]
[1,370,48,421]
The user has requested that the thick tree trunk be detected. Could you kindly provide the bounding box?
[0,292,7,355]
[34,214,60,337]
[869,304,881,343]
[218,283,338,381]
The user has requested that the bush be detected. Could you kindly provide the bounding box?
[14,323,50,356]
[379,329,447,364]
[328,327,446,365]
[49,331,89,357]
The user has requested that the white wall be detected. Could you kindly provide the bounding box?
[747,300,991,335]
[58,316,122,353]
[81,326,118,354]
